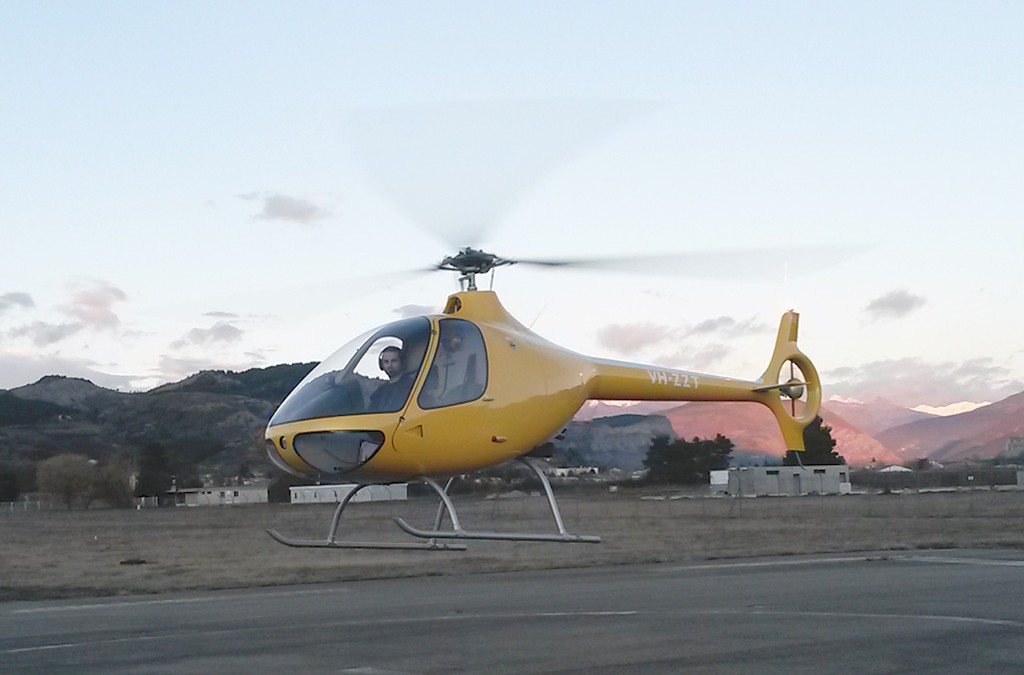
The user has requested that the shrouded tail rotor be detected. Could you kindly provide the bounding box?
[754,312,822,452]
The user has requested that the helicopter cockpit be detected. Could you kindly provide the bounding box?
[269,315,489,428]
[270,316,432,426]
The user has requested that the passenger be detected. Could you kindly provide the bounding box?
[368,346,415,412]
[427,323,482,405]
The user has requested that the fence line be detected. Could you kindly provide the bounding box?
[1,501,55,513]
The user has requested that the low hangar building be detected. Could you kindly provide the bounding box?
[711,465,851,497]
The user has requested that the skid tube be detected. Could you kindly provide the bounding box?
[266,483,467,550]
[267,458,600,550]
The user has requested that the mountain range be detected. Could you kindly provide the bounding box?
[574,391,1024,466]
[0,366,315,474]
[2,367,1021,475]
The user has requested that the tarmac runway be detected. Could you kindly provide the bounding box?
[3,549,1024,674]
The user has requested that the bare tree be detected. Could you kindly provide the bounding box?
[37,454,97,509]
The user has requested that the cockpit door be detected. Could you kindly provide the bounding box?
[392,319,491,463]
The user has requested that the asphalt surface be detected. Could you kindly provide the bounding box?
[3,549,1024,674]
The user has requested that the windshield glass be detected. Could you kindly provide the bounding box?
[270,316,430,425]
[418,318,488,409]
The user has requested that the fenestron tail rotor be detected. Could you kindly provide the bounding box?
[752,312,822,452]
[752,356,813,420]
[778,359,808,418]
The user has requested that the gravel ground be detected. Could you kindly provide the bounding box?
[3,488,1023,601]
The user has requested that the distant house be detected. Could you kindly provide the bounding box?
[551,467,599,477]
[879,465,913,473]
[710,465,851,496]
[289,484,408,504]
[170,484,268,506]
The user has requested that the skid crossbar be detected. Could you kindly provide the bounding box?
[394,458,601,544]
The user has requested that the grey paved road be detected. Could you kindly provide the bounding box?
[3,550,1024,674]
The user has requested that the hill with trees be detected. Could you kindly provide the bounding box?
[0,365,315,499]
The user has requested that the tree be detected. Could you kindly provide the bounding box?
[784,416,846,466]
[92,461,135,508]
[12,462,37,496]
[644,434,734,485]
[0,463,19,502]
[135,442,172,497]
[37,454,97,509]
[268,473,312,503]
[643,435,678,483]
[175,464,202,489]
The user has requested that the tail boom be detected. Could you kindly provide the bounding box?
[584,311,821,452]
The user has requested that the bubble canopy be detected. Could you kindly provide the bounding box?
[270,317,431,426]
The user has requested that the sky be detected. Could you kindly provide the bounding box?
[2,1,1023,410]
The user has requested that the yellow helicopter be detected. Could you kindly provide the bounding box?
[264,246,821,550]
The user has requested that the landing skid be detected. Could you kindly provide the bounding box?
[266,483,467,550]
[266,458,601,550]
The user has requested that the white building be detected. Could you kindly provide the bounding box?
[289,483,408,504]
[551,467,599,477]
[710,465,851,497]
[171,485,269,506]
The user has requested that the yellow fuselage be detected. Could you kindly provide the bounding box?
[266,290,820,482]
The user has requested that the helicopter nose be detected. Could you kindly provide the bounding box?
[265,438,307,479]
[290,430,386,476]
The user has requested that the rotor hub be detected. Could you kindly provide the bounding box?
[437,248,516,290]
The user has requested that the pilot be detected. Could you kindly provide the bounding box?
[368,346,416,412]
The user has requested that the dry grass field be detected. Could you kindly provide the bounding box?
[3,488,1024,602]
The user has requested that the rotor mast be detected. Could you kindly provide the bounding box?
[437,247,517,291]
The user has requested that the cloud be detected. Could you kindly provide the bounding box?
[0,292,34,316]
[596,322,674,355]
[656,343,731,371]
[204,311,239,319]
[393,304,436,318]
[824,356,1023,407]
[9,321,83,346]
[6,282,126,345]
[596,315,768,361]
[61,280,127,329]
[689,315,770,337]
[243,192,330,225]
[864,290,926,320]
[0,352,135,391]
[171,321,244,349]
[156,353,264,382]
[157,355,225,382]
[690,316,735,334]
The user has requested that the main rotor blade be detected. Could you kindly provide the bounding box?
[511,244,875,280]
[141,267,438,322]
[340,99,659,249]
